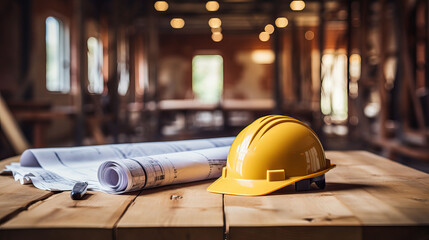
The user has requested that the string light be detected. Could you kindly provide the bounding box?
[290,0,305,11]
[154,1,169,11]
[275,17,288,28]
[264,24,274,34]
[259,32,270,42]
[170,18,185,29]
[212,32,223,42]
[206,1,219,11]
[208,18,222,28]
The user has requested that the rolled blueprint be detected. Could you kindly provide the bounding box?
[7,137,234,192]
[98,146,230,193]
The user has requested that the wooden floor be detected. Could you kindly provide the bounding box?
[0,151,428,240]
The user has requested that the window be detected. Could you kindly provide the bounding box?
[45,16,70,93]
[118,39,130,96]
[192,55,223,104]
[87,37,103,94]
[320,53,348,121]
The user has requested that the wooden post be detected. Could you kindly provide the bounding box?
[397,0,426,135]
[16,0,31,100]
[145,2,161,139]
[74,0,85,146]
[425,0,429,128]
[376,0,388,140]
[356,0,371,141]
[107,0,120,143]
[272,0,283,114]
[314,0,325,135]
[291,19,301,103]
[346,0,352,137]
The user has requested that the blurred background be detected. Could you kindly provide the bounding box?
[0,0,428,172]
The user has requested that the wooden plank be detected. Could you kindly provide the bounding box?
[327,152,429,225]
[0,191,137,240]
[224,151,429,240]
[225,190,361,240]
[0,156,53,224]
[325,152,417,225]
[327,151,429,239]
[116,180,223,240]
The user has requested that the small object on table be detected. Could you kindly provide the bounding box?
[71,182,88,200]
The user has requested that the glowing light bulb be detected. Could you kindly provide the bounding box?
[208,18,222,28]
[264,24,274,34]
[275,17,288,28]
[290,0,305,11]
[154,1,169,11]
[212,32,223,42]
[206,1,219,11]
[259,32,270,42]
[170,18,185,29]
[251,50,275,64]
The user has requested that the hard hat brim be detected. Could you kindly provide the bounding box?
[207,164,336,196]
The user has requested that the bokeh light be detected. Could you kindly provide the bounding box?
[259,32,270,42]
[290,0,305,11]
[206,1,219,11]
[154,1,169,11]
[251,50,275,64]
[275,17,288,28]
[208,18,222,28]
[170,18,185,29]
[264,24,275,34]
[305,30,314,40]
[212,32,223,42]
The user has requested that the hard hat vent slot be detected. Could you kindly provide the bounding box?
[266,169,285,181]
[250,116,291,146]
[222,167,227,178]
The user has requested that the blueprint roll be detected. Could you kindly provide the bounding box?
[98,147,230,194]
[8,137,234,192]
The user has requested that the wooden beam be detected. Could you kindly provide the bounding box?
[0,93,29,154]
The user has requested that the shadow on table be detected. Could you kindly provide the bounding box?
[136,179,215,196]
[134,179,381,197]
[269,182,382,196]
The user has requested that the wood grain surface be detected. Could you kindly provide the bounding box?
[116,180,223,240]
[0,156,53,225]
[224,151,429,240]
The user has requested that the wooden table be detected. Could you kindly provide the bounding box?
[0,151,428,240]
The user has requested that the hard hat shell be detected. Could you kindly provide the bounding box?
[207,115,336,196]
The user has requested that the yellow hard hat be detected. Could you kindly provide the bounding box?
[207,115,336,196]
